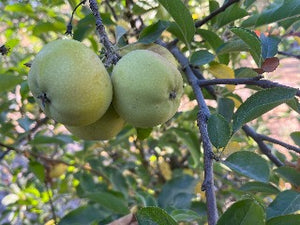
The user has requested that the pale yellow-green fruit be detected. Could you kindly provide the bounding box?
[118,43,179,68]
[49,163,68,178]
[28,39,112,126]
[65,105,125,140]
[112,50,183,128]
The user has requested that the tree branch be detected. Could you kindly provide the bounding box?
[88,0,120,67]
[195,0,240,28]
[278,51,300,60]
[242,125,284,167]
[170,46,218,225]
[198,77,300,97]
[256,133,300,154]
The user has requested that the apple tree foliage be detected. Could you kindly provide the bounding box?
[0,0,300,224]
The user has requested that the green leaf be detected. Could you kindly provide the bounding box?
[170,128,201,167]
[0,74,22,93]
[139,20,170,44]
[197,29,229,64]
[232,88,297,132]
[240,181,280,194]
[274,166,300,186]
[260,34,281,59]
[84,191,129,215]
[216,3,248,28]
[223,151,270,182]
[266,190,300,219]
[207,114,231,149]
[256,0,300,27]
[190,50,215,66]
[234,67,258,78]
[209,0,220,25]
[29,161,45,182]
[266,214,300,225]
[217,97,235,122]
[136,206,177,225]
[286,97,300,113]
[33,21,65,37]
[136,127,153,140]
[230,27,262,66]
[73,14,95,41]
[170,209,200,222]
[217,39,250,55]
[217,199,265,225]
[59,205,110,225]
[157,0,195,45]
[29,135,66,146]
[158,175,197,209]
[290,131,300,146]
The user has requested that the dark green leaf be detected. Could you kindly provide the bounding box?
[230,27,262,66]
[216,3,248,28]
[256,0,300,27]
[217,199,265,225]
[59,205,110,225]
[190,50,215,66]
[85,191,129,215]
[286,97,300,113]
[158,175,197,209]
[209,0,220,25]
[217,39,250,55]
[234,67,258,78]
[197,29,229,64]
[240,181,280,194]
[217,98,235,122]
[136,127,153,140]
[208,113,231,149]
[274,166,300,186]
[170,209,200,222]
[266,190,300,219]
[29,161,45,182]
[157,0,195,45]
[73,14,95,41]
[232,88,297,132]
[223,151,270,182]
[0,74,22,93]
[290,131,300,146]
[260,34,281,59]
[266,214,300,225]
[136,206,177,225]
[139,20,170,44]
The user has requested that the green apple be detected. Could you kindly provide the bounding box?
[28,39,112,126]
[112,50,183,128]
[65,105,125,140]
[118,43,179,67]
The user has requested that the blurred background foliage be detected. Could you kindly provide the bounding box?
[0,0,299,224]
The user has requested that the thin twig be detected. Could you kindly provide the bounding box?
[259,134,300,154]
[45,182,58,225]
[88,0,120,66]
[198,77,300,97]
[170,46,219,225]
[242,125,284,167]
[195,0,240,28]
[278,51,300,60]
[104,0,118,21]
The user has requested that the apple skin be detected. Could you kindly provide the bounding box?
[28,39,112,126]
[65,105,125,140]
[112,50,183,128]
[49,163,68,178]
[118,43,179,67]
